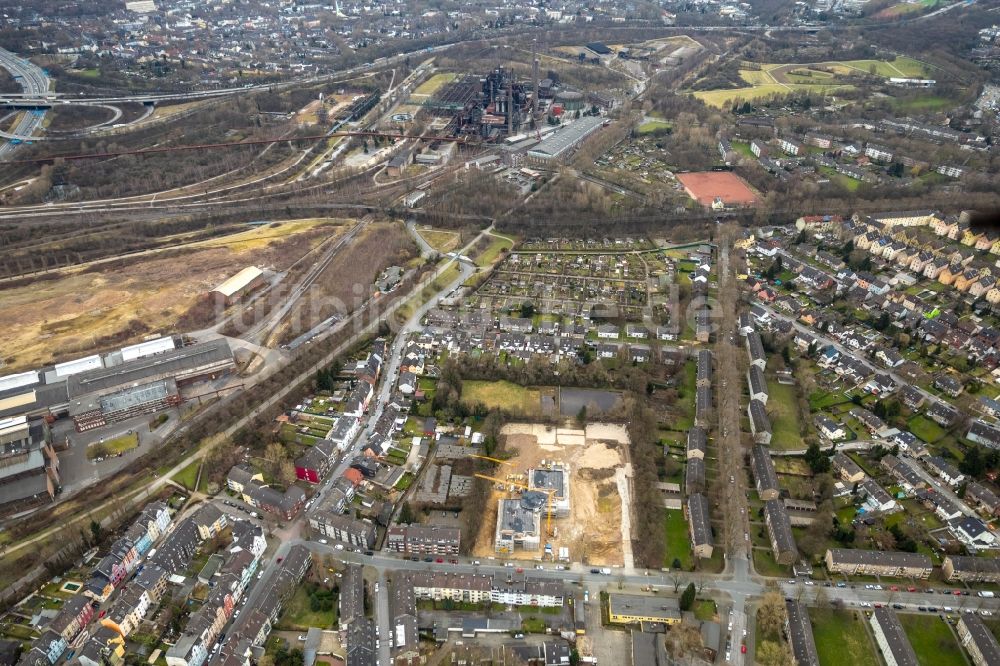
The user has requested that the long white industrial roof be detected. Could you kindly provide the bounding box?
[213,266,263,298]
[121,336,176,362]
[54,354,103,378]
[0,371,38,393]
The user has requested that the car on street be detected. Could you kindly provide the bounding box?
[424,557,434,562]
[436,558,444,563]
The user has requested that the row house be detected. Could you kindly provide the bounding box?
[923,455,964,486]
[966,481,1000,518]
[46,595,95,644]
[916,488,963,521]
[880,455,925,492]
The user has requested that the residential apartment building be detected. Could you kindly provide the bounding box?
[385,525,461,556]
[309,513,376,549]
[942,555,1000,583]
[825,549,932,578]
[957,614,1000,666]
[785,600,820,666]
[751,445,780,501]
[687,493,714,559]
[869,607,918,666]
[764,499,798,565]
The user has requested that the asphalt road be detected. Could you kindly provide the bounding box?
[0,46,49,159]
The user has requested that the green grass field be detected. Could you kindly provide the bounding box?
[277,585,337,630]
[172,461,201,491]
[637,120,672,134]
[809,390,851,412]
[461,380,541,415]
[768,381,804,450]
[664,509,693,571]
[809,608,880,666]
[417,227,461,253]
[818,165,862,192]
[692,56,932,108]
[732,140,755,159]
[898,614,966,666]
[908,414,947,443]
[475,234,514,267]
[891,95,957,113]
[694,599,717,621]
[87,431,139,460]
[412,72,456,97]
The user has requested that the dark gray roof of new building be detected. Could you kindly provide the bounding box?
[871,608,918,666]
[785,600,820,666]
[688,493,713,547]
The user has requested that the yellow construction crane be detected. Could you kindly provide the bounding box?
[474,473,558,537]
[469,454,511,466]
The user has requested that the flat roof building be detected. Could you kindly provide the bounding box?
[527,116,605,163]
[527,465,571,517]
[495,498,541,553]
[608,594,681,625]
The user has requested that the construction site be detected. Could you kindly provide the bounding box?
[471,423,634,568]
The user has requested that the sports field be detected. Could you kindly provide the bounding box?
[676,171,758,207]
[692,56,932,108]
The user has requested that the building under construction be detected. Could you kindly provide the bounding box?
[427,64,540,141]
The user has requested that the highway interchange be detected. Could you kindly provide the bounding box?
[0,46,49,158]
